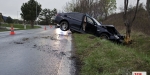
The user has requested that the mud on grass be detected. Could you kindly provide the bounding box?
[73,33,150,75]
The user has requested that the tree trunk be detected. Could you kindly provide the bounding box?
[125,21,131,43]
[147,0,150,18]
[147,0,150,14]
[31,20,34,28]
[0,22,1,28]
[123,0,139,44]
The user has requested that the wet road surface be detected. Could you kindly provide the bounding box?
[0,26,75,75]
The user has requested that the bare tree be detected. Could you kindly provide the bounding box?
[123,0,139,44]
[99,0,116,19]
[0,13,4,28]
[147,0,150,16]
[63,0,116,20]
[63,0,77,12]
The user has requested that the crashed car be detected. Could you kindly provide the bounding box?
[54,12,124,42]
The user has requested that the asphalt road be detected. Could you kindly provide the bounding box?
[0,26,75,75]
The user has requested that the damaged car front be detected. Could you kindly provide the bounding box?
[91,17,124,43]
[97,25,124,43]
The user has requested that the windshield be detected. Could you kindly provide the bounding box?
[92,18,101,26]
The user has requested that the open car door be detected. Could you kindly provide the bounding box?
[85,16,97,34]
[69,13,84,31]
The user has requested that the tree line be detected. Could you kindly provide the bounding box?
[38,8,57,25]
[1,0,58,28]
[20,0,57,28]
[63,0,116,20]
[0,13,14,24]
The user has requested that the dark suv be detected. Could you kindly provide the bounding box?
[54,12,124,42]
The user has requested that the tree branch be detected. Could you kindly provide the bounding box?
[131,0,139,25]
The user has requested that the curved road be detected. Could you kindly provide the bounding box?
[0,26,75,75]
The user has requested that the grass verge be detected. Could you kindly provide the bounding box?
[0,24,41,32]
[0,28,9,32]
[73,33,150,75]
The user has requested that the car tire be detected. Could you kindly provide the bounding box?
[60,21,69,31]
[99,33,109,40]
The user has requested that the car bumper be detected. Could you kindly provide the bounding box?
[109,35,125,43]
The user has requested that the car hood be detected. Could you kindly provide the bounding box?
[97,25,125,40]
[98,25,120,35]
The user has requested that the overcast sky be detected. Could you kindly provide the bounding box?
[0,0,146,19]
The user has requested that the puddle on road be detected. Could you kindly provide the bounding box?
[13,37,30,44]
[41,36,51,39]
[53,28,76,75]
[55,28,72,41]
[12,28,75,75]
[22,38,29,41]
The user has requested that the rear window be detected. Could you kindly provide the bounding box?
[67,13,83,21]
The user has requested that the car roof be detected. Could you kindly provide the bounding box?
[59,12,85,21]
[66,12,84,14]
[58,12,84,15]
[65,12,84,15]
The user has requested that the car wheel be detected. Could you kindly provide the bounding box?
[60,21,69,31]
[99,33,109,40]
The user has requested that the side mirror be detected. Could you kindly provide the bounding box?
[64,15,67,17]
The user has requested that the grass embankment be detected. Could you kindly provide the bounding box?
[0,24,41,32]
[103,7,150,35]
[0,28,9,32]
[73,32,150,75]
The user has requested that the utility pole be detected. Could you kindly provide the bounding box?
[17,11,19,24]
[36,0,38,25]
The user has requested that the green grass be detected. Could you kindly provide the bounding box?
[0,28,9,32]
[0,24,41,31]
[73,33,150,75]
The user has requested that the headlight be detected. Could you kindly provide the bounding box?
[114,35,119,39]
